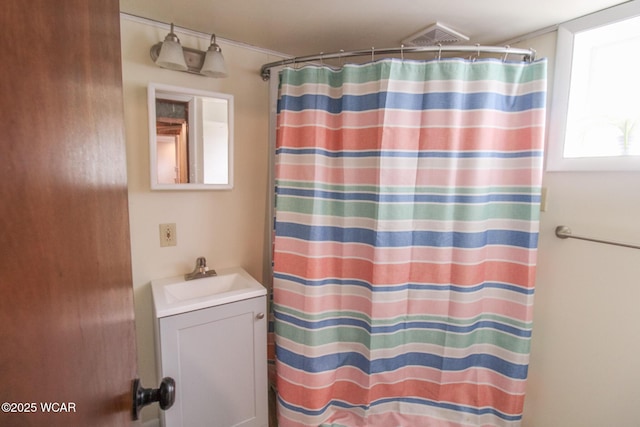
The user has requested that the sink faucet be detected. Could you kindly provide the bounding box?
[184,256,217,281]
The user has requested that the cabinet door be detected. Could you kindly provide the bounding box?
[159,296,267,427]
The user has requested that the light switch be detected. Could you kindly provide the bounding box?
[159,223,177,247]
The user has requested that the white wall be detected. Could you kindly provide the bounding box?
[120,16,283,422]
[516,32,640,426]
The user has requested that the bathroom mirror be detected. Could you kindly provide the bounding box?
[148,83,233,190]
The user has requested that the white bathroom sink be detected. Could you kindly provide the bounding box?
[151,266,266,318]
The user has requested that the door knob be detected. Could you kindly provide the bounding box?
[132,377,176,420]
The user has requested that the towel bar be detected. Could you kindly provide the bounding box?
[555,225,640,250]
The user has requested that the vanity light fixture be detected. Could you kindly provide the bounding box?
[200,35,228,78]
[150,23,228,78]
[154,23,188,71]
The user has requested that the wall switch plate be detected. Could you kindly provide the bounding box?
[159,223,177,247]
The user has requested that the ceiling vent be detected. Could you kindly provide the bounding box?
[402,22,469,47]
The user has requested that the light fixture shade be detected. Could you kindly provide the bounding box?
[200,35,228,78]
[201,49,227,77]
[155,24,188,71]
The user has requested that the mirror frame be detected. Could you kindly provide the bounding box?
[148,83,234,190]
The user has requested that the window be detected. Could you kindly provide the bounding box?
[547,1,640,171]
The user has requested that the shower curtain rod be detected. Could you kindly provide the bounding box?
[260,44,536,80]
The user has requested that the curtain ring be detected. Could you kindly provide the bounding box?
[339,49,344,66]
[473,43,480,62]
[320,52,324,65]
[502,45,510,62]
[401,44,404,61]
[371,47,375,62]
[437,43,442,60]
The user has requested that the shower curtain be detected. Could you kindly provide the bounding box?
[272,57,547,427]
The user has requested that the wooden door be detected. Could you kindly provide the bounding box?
[0,1,138,426]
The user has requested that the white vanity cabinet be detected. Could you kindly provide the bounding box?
[154,295,268,427]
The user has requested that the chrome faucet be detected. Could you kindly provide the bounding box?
[184,256,217,281]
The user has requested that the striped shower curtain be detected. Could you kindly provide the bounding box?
[273,57,547,427]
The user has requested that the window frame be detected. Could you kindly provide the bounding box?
[547,0,640,171]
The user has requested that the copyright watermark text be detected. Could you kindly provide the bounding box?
[2,402,76,413]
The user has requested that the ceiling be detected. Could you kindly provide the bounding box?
[120,0,629,57]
